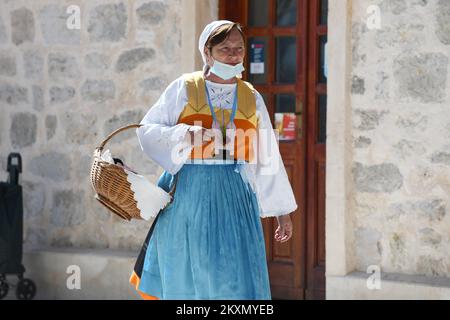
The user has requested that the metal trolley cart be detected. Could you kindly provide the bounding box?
[0,153,36,300]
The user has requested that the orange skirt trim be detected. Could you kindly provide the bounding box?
[129,271,159,300]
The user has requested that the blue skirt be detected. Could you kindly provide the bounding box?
[132,163,271,300]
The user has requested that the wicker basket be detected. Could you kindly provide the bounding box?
[90,124,176,221]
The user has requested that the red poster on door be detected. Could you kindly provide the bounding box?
[274,113,296,141]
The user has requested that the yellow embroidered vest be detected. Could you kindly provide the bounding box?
[177,71,258,162]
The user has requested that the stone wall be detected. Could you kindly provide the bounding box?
[0,0,216,252]
[350,0,450,277]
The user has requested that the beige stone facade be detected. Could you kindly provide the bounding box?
[0,0,216,254]
[0,0,216,299]
[327,0,450,299]
[0,0,449,299]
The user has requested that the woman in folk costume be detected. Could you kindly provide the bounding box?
[129,20,298,300]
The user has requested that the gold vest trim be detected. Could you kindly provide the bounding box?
[180,71,257,123]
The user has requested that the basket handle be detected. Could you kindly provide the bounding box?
[98,123,143,150]
[96,122,179,201]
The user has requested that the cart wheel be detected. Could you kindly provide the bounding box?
[0,279,8,299]
[16,278,36,300]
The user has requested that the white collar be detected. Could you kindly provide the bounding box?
[205,79,237,88]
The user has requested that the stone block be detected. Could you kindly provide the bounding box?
[0,83,28,105]
[50,190,86,227]
[353,162,403,193]
[136,1,167,26]
[11,7,35,45]
[39,5,81,45]
[115,48,155,72]
[29,152,71,182]
[10,112,36,148]
[394,53,448,103]
[0,54,16,76]
[81,80,115,102]
[88,3,127,42]
[48,53,80,81]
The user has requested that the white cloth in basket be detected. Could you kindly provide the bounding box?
[124,168,172,221]
[101,149,171,220]
[100,149,114,164]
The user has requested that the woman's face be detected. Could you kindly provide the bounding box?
[205,28,245,66]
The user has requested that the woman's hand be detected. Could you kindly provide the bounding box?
[187,126,215,147]
[274,214,293,243]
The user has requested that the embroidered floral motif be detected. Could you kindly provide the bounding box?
[206,82,236,109]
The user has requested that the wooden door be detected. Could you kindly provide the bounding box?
[219,0,328,300]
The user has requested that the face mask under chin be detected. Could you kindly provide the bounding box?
[208,58,245,80]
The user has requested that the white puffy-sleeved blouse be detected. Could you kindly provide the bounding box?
[136,75,298,218]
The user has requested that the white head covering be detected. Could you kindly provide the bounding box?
[198,20,234,73]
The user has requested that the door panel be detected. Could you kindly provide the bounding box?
[305,0,327,300]
[219,0,327,300]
